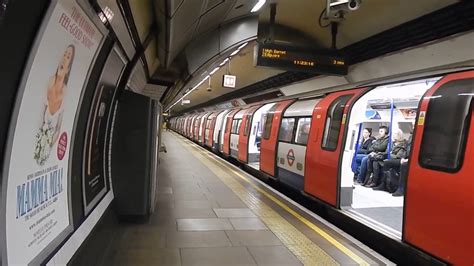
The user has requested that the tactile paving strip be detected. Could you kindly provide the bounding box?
[179,139,340,266]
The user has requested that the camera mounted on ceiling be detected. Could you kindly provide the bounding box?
[324,0,361,22]
[320,0,361,50]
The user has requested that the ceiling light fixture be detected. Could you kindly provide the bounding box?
[230,49,240,56]
[251,0,266,12]
[219,58,229,67]
[209,67,220,75]
[238,42,248,50]
[166,75,210,111]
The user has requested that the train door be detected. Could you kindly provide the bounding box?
[241,103,275,169]
[260,99,295,177]
[199,113,210,144]
[305,89,364,206]
[223,109,240,156]
[276,99,320,191]
[214,110,230,151]
[404,71,473,265]
[339,79,438,238]
[207,111,221,148]
[238,105,262,163]
[230,110,246,158]
[193,115,202,141]
[204,112,215,147]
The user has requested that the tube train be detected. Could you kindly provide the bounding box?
[169,70,473,265]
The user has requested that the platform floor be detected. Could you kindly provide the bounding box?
[99,132,393,265]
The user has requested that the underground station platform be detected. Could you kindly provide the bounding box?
[73,132,392,266]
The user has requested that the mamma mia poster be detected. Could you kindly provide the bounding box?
[1,0,102,264]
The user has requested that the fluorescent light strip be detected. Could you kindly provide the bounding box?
[251,0,266,12]
[238,42,248,50]
[166,76,210,111]
[230,49,240,56]
[209,67,220,75]
[219,58,229,66]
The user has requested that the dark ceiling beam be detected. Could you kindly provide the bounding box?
[149,78,174,87]
[116,0,158,81]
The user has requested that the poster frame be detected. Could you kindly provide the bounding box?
[0,0,105,264]
[82,46,126,216]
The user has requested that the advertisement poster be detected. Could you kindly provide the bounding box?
[2,0,102,264]
[83,84,115,215]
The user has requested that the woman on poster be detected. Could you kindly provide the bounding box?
[34,44,75,165]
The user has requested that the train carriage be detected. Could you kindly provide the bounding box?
[171,70,474,265]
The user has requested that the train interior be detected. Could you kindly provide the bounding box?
[340,77,441,238]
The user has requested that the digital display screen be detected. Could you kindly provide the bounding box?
[254,43,348,75]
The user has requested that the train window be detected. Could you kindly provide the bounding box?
[244,116,251,136]
[295,117,312,145]
[231,119,242,134]
[263,105,277,140]
[419,78,473,172]
[322,94,353,151]
[278,118,295,142]
[231,119,237,134]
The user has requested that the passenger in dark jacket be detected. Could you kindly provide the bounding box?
[356,126,389,184]
[371,130,409,189]
[352,128,375,179]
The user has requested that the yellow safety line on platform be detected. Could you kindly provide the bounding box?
[176,135,370,265]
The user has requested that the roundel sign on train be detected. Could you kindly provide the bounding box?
[287,149,295,166]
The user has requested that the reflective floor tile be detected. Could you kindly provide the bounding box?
[166,231,232,248]
[229,218,268,230]
[117,228,166,249]
[225,230,282,246]
[112,248,181,266]
[247,246,302,266]
[177,218,233,231]
[213,208,257,218]
[181,247,257,266]
[174,199,219,209]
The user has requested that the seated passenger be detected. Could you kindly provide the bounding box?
[352,128,375,181]
[372,130,409,191]
[297,122,311,145]
[356,126,389,184]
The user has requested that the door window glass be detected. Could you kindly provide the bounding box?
[322,95,353,151]
[419,78,473,172]
[278,118,295,142]
[263,105,277,139]
[295,117,312,145]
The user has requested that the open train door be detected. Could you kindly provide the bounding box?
[238,105,262,163]
[260,99,295,177]
[404,70,473,266]
[223,109,241,156]
[305,89,364,207]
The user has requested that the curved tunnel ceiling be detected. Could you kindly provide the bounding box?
[122,0,460,113]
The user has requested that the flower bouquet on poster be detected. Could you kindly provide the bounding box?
[34,121,55,165]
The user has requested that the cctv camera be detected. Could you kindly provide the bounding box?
[326,0,361,19]
[206,87,212,92]
[347,0,361,11]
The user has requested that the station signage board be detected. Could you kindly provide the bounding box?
[222,74,236,88]
[254,43,348,75]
